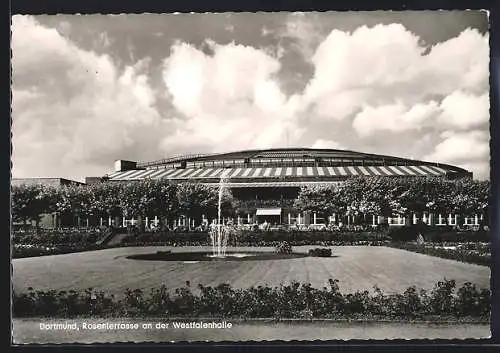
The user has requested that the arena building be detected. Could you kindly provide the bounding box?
[104,148,474,228]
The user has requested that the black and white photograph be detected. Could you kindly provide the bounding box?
[10,11,491,343]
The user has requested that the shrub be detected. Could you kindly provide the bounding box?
[121,235,137,243]
[275,241,292,254]
[308,248,332,257]
[429,279,456,315]
[146,285,171,315]
[136,233,153,242]
[12,279,490,320]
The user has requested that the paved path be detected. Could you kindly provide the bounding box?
[12,318,490,343]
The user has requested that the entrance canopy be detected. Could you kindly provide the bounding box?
[256,208,282,216]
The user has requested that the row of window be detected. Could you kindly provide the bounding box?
[169,160,422,169]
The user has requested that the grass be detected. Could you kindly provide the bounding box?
[12,246,490,297]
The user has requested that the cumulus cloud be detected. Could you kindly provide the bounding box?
[436,91,489,129]
[310,139,344,149]
[300,24,488,125]
[303,24,423,109]
[11,14,490,181]
[425,130,489,162]
[161,40,304,153]
[424,130,489,179]
[11,16,166,179]
[352,101,440,137]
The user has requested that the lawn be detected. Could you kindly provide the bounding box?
[12,246,490,296]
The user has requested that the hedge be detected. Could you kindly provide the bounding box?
[12,279,490,321]
[388,225,490,242]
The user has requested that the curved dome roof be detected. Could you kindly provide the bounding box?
[107,148,472,184]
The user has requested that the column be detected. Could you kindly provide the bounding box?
[448,214,452,225]
[122,217,126,227]
[297,213,301,225]
[313,212,317,225]
[333,213,336,223]
[100,217,103,227]
[237,216,241,225]
[154,216,159,226]
[429,214,432,226]
[145,217,149,228]
[372,214,376,226]
[475,214,479,225]
[247,214,251,223]
[454,214,458,225]
[108,216,112,226]
[288,213,291,225]
[397,214,401,225]
[438,214,442,225]
[413,213,417,225]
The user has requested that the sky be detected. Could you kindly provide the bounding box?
[11,11,490,181]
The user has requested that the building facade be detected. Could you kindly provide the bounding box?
[104,148,475,229]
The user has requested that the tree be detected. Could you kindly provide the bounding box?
[56,184,94,227]
[337,177,396,224]
[89,182,123,224]
[177,183,235,227]
[294,184,343,220]
[119,179,179,230]
[11,183,60,233]
[156,180,181,225]
[451,179,490,216]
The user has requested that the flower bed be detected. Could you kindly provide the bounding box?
[274,241,292,254]
[11,229,392,258]
[12,228,103,247]
[11,239,393,258]
[308,248,332,257]
[12,228,490,259]
[12,279,490,321]
[389,242,491,266]
[13,244,108,258]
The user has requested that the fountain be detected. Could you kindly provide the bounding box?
[126,169,309,262]
[209,170,231,257]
